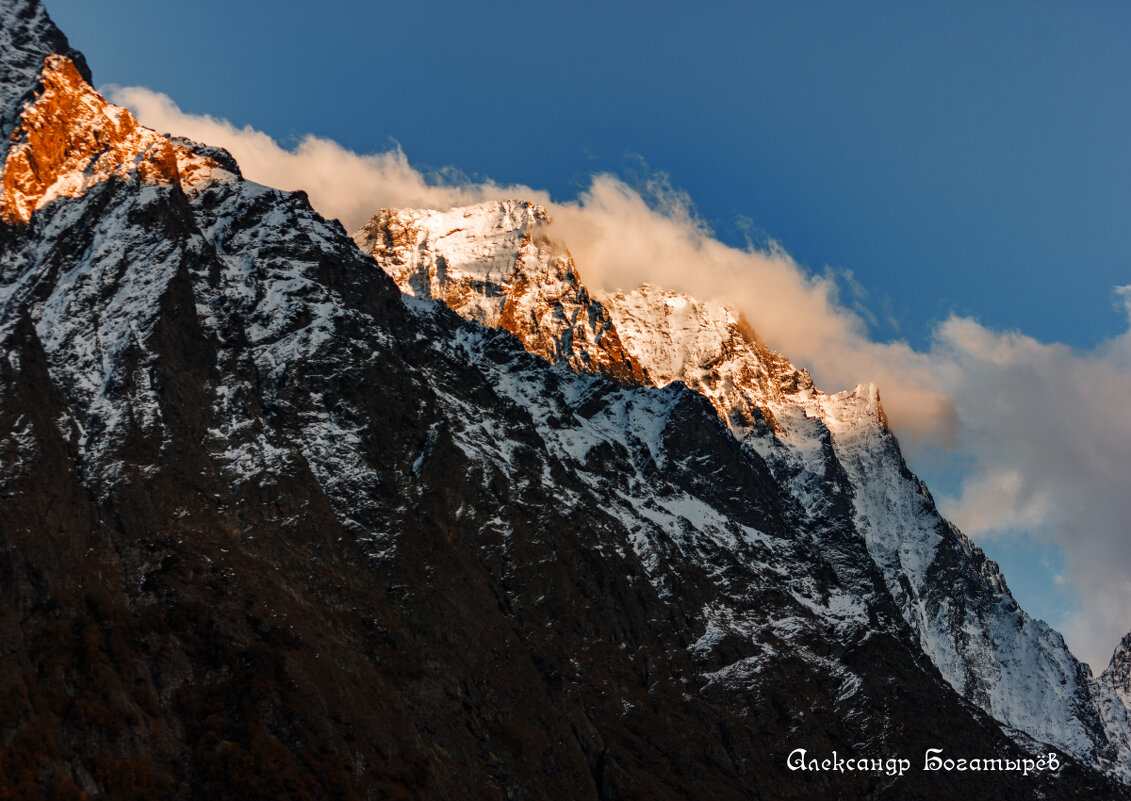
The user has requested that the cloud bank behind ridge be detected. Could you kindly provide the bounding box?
[107,85,1131,674]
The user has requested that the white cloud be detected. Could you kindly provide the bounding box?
[932,309,1131,671]
[107,84,1131,672]
[105,85,539,227]
[942,468,1053,536]
[108,84,956,445]
[547,175,958,448]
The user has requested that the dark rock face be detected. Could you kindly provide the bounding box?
[1104,633,1131,708]
[0,0,90,163]
[0,3,1127,800]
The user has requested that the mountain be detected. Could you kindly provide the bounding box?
[0,1,1128,798]
[597,284,1131,780]
[1104,634,1131,709]
[358,202,1131,782]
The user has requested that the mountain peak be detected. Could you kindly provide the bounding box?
[353,199,648,384]
[0,54,229,224]
[599,284,818,434]
[352,199,547,307]
[0,0,90,158]
[1103,631,1131,708]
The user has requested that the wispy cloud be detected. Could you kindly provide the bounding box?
[546,175,958,448]
[933,304,1131,672]
[105,85,532,225]
[107,85,1131,672]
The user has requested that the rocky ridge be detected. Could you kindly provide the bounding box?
[0,1,1128,798]
[354,201,648,384]
[355,204,1131,782]
[1,54,224,225]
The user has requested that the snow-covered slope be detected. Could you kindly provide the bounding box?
[610,288,1131,782]
[354,208,1131,782]
[599,284,1131,780]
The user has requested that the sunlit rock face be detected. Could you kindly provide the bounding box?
[0,55,223,224]
[353,200,648,384]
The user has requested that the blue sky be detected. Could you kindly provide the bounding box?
[49,1,1130,350]
[44,0,1131,667]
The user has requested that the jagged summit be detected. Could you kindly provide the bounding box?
[599,284,822,431]
[1104,632,1131,709]
[597,285,899,448]
[0,0,88,161]
[1,55,228,224]
[352,200,648,384]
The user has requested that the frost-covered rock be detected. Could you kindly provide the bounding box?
[353,201,647,384]
[600,286,1131,783]
[1103,633,1131,709]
